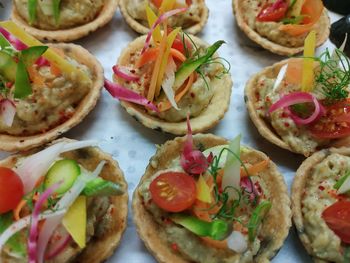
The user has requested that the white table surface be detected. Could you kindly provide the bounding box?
[0,1,342,262]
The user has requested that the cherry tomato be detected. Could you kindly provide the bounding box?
[172,36,192,56]
[256,0,288,22]
[0,167,24,214]
[149,171,196,212]
[309,99,350,139]
[322,201,350,244]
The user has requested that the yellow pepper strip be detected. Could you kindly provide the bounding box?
[62,196,87,249]
[0,21,89,83]
[160,0,176,13]
[155,27,181,97]
[147,30,168,101]
[288,0,305,17]
[196,175,212,203]
[146,4,162,43]
[301,30,316,92]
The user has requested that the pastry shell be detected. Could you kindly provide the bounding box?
[11,0,118,42]
[116,35,232,135]
[232,0,330,56]
[132,133,291,262]
[119,0,209,35]
[0,43,104,152]
[0,138,128,263]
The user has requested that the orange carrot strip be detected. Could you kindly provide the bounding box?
[13,199,27,221]
[157,72,194,112]
[279,0,323,36]
[50,62,61,76]
[200,237,228,249]
[27,66,45,86]
[170,48,187,62]
[240,159,270,177]
[136,47,159,68]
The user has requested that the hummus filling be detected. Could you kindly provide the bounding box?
[240,0,324,48]
[302,153,350,262]
[0,55,92,136]
[139,146,271,263]
[126,0,203,30]
[120,43,220,122]
[14,0,104,30]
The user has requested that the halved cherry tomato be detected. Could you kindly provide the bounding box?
[256,0,289,22]
[308,99,350,139]
[149,171,196,212]
[322,201,350,244]
[0,167,24,214]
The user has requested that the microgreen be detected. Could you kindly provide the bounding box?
[313,48,350,103]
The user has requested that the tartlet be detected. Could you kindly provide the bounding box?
[119,0,209,35]
[0,138,128,263]
[0,22,104,151]
[109,33,232,135]
[133,133,291,262]
[11,0,118,42]
[293,147,350,262]
[232,0,330,55]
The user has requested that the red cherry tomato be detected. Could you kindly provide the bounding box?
[309,99,350,139]
[172,36,192,55]
[149,171,196,212]
[0,167,24,214]
[322,201,350,244]
[256,0,288,22]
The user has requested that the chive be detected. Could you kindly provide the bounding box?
[334,171,350,190]
[247,200,272,242]
[14,59,32,99]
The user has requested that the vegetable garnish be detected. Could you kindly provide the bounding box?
[0,27,27,51]
[301,30,316,92]
[269,92,324,125]
[0,21,89,82]
[170,214,231,240]
[322,201,350,244]
[28,182,61,263]
[0,99,16,127]
[180,115,211,174]
[256,0,289,22]
[27,0,62,25]
[334,171,350,194]
[104,79,159,112]
[247,200,271,242]
[0,167,24,214]
[113,65,140,82]
[150,171,196,212]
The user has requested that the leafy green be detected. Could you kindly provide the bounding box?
[314,49,350,103]
[247,200,272,241]
[14,59,31,99]
[0,213,26,257]
[0,34,10,49]
[334,171,350,190]
[20,46,48,67]
[0,50,17,82]
[28,0,38,25]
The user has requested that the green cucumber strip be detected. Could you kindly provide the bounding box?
[53,0,62,24]
[21,46,48,67]
[82,177,124,197]
[44,159,81,195]
[334,171,350,190]
[28,0,38,25]
[247,200,272,242]
[0,50,16,82]
[14,59,31,99]
[170,214,231,240]
[174,40,225,89]
[0,34,10,49]
[0,213,26,257]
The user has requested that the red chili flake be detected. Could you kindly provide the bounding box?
[318,185,325,191]
[163,218,172,225]
[284,122,290,127]
[171,243,178,251]
[5,82,12,88]
[281,112,288,118]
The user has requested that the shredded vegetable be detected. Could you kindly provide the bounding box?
[0,99,16,127]
[113,65,140,82]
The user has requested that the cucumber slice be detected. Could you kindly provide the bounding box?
[82,177,123,197]
[44,159,80,195]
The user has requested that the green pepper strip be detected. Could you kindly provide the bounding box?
[53,0,61,24]
[174,40,225,89]
[247,200,272,242]
[170,214,232,241]
[82,177,124,197]
[14,60,31,99]
[28,0,37,25]
[334,171,350,190]
[20,46,48,67]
